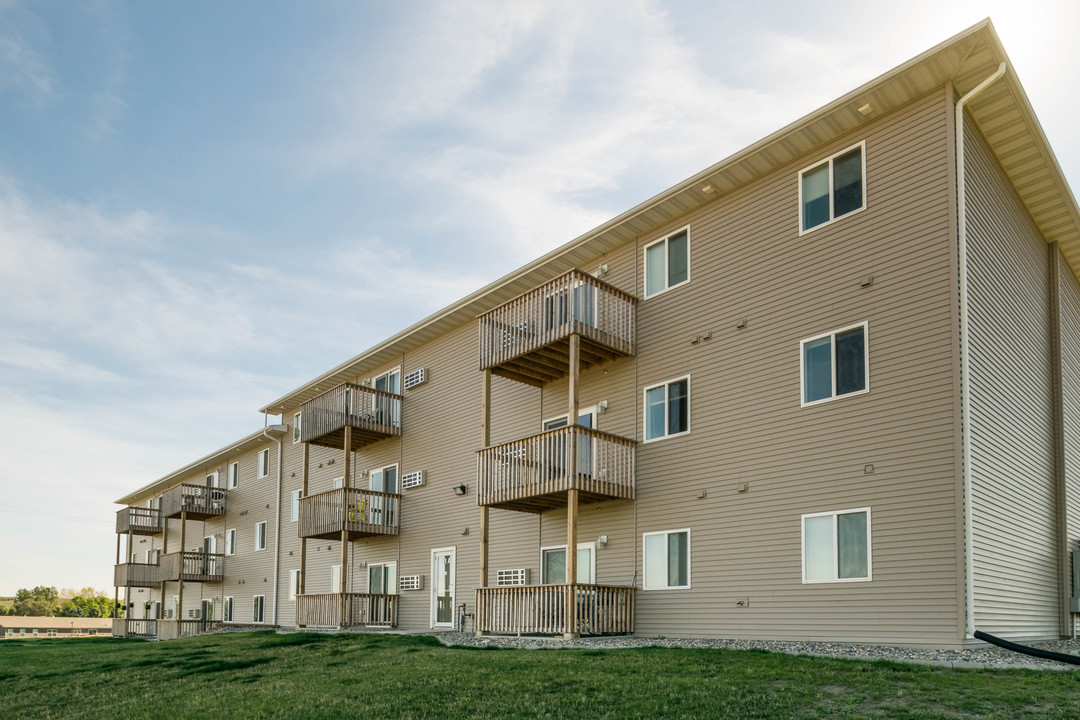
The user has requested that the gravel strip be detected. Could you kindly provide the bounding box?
[434,632,1080,670]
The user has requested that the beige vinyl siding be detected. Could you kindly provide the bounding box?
[964,111,1059,638]
[628,88,960,644]
[1057,251,1080,633]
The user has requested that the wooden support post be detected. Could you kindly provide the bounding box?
[565,333,580,638]
[341,425,351,628]
[178,509,187,626]
[299,442,309,597]
[160,516,168,633]
[114,534,121,619]
[479,369,491,599]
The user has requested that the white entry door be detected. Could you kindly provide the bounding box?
[431,547,456,628]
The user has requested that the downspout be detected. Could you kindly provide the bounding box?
[957,61,1007,639]
[263,416,284,625]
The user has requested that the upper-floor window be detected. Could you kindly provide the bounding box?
[254,521,267,551]
[205,473,218,488]
[644,227,689,297]
[293,413,302,444]
[799,142,865,233]
[801,322,868,406]
[225,528,236,556]
[227,462,239,489]
[258,449,270,478]
[644,376,690,442]
[802,508,871,583]
[291,490,301,522]
[643,529,690,590]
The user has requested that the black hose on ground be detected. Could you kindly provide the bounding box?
[973,630,1080,666]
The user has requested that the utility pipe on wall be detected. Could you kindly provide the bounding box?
[263,419,285,625]
[956,61,1007,639]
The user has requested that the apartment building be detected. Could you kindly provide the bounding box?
[112,20,1080,647]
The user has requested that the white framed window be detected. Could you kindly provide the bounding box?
[258,449,270,478]
[371,368,401,427]
[228,462,239,489]
[254,521,267,551]
[540,544,595,584]
[225,528,236,556]
[368,562,397,595]
[800,322,869,406]
[289,569,301,600]
[223,596,233,622]
[643,529,690,590]
[799,141,866,234]
[802,508,871,583]
[293,412,302,444]
[644,226,690,298]
[291,490,302,522]
[252,595,265,623]
[330,564,341,592]
[205,472,219,488]
[332,477,344,490]
[643,376,690,442]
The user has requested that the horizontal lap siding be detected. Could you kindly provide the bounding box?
[1058,252,1080,636]
[631,89,960,644]
[965,112,1058,638]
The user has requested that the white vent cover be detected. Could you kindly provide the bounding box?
[400,575,424,591]
[188,609,201,619]
[496,568,530,586]
[403,368,426,390]
[401,471,425,489]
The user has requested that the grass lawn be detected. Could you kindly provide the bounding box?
[1,632,1079,719]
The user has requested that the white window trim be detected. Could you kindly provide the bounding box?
[332,476,344,489]
[368,463,400,492]
[642,375,691,443]
[539,543,596,584]
[798,140,867,236]
[289,569,300,601]
[227,462,239,489]
[254,521,267,551]
[368,561,398,594]
[293,412,302,444]
[225,528,236,556]
[223,596,233,622]
[258,449,270,478]
[330,564,342,592]
[205,472,219,488]
[252,595,265,623]
[642,528,691,590]
[643,224,691,298]
[430,546,456,628]
[801,507,873,584]
[542,405,599,431]
[799,321,870,408]
[291,490,302,523]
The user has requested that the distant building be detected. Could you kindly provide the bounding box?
[0,616,111,639]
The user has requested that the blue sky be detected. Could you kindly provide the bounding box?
[2,0,1078,595]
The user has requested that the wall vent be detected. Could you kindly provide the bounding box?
[496,568,530,586]
[403,368,426,390]
[400,575,424,591]
[401,471,425,489]
[188,609,201,619]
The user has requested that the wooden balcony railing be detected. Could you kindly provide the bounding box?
[300,382,402,451]
[159,552,224,582]
[116,507,163,535]
[158,619,214,640]
[112,618,157,638]
[298,487,401,541]
[478,269,637,386]
[295,593,397,628]
[160,484,227,520]
[114,562,161,588]
[476,584,634,636]
[477,426,635,512]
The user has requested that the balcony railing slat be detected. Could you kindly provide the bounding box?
[295,593,397,627]
[116,507,163,534]
[159,552,224,582]
[298,488,401,539]
[475,584,634,635]
[160,484,227,519]
[300,383,402,448]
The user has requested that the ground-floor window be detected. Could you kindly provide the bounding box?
[253,595,265,623]
[802,507,871,582]
[643,529,690,589]
[223,597,234,622]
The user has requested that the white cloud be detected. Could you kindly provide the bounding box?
[0,1,57,103]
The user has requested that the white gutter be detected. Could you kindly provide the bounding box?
[957,61,1007,639]
[263,418,285,625]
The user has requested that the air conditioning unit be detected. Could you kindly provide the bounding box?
[189,609,201,619]
[165,609,174,619]
[496,569,530,586]
[399,575,424,591]
[403,368,426,390]
[401,471,425,489]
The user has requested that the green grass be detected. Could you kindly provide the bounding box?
[1,633,1079,719]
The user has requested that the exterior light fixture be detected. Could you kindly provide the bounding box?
[453,484,468,496]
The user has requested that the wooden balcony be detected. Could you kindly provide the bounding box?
[478,269,636,387]
[476,584,634,636]
[477,426,635,512]
[116,507,163,535]
[295,593,397,628]
[158,619,214,640]
[297,487,400,541]
[112,618,157,638]
[114,562,161,588]
[300,382,402,451]
[158,551,224,583]
[160,483,227,520]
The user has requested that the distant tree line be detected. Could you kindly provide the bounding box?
[0,587,120,618]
